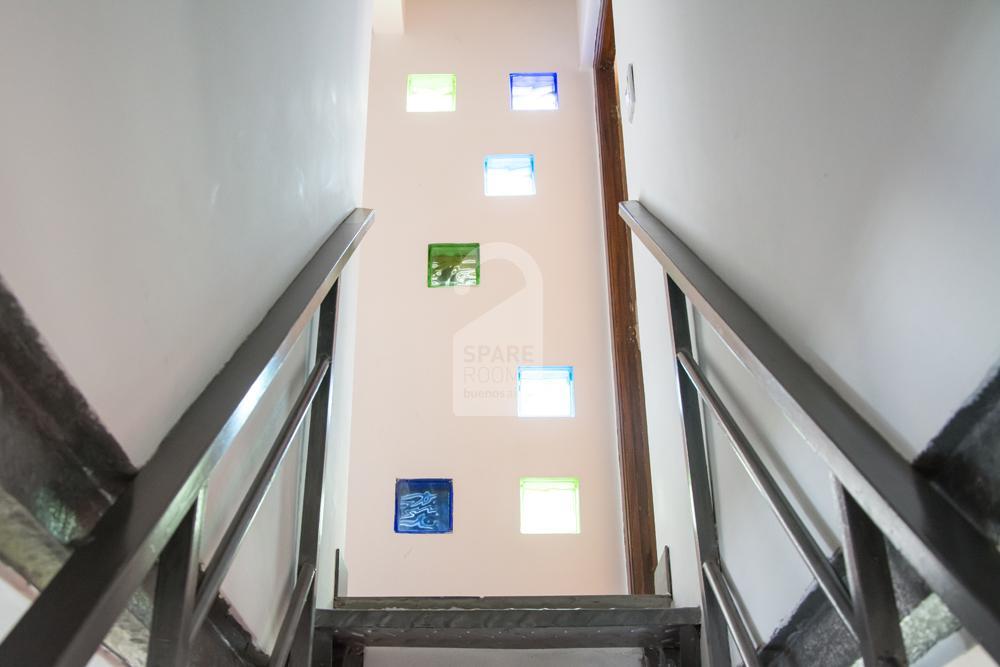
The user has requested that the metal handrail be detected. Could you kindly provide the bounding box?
[703,561,760,667]
[189,356,331,639]
[620,199,1000,663]
[678,350,858,640]
[269,564,318,667]
[0,208,374,667]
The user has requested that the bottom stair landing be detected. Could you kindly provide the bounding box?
[314,595,701,665]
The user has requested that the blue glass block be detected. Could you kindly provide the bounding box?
[510,72,558,111]
[394,478,453,534]
[484,154,536,196]
[517,366,575,417]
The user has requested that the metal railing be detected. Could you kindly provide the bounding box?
[619,200,1000,666]
[0,208,374,667]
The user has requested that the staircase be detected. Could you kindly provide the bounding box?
[1,202,998,667]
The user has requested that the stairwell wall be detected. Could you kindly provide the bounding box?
[0,0,374,653]
[344,0,627,596]
[616,0,1000,645]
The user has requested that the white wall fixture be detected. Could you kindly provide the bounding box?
[622,63,636,123]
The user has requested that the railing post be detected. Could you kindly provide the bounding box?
[665,276,730,666]
[677,625,702,667]
[148,489,204,667]
[290,283,340,666]
[837,485,908,667]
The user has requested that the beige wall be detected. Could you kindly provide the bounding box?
[345,0,626,596]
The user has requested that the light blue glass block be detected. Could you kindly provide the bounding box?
[510,72,558,111]
[517,366,575,417]
[484,154,536,196]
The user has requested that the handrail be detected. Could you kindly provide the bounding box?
[620,200,1000,662]
[0,208,374,667]
[703,561,760,667]
[189,356,331,639]
[269,564,317,667]
[678,350,858,640]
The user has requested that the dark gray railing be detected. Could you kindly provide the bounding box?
[0,208,374,667]
[620,200,1000,666]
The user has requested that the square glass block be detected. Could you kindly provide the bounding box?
[394,479,454,534]
[406,74,457,112]
[510,72,559,111]
[484,154,536,196]
[427,243,480,288]
[517,366,575,417]
[520,478,580,534]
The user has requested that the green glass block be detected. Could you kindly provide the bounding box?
[428,243,480,288]
[407,73,457,112]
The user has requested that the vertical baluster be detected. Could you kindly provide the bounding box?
[289,283,339,667]
[665,276,730,666]
[312,631,334,667]
[149,489,204,667]
[677,625,702,667]
[837,484,908,666]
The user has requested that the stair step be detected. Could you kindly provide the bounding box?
[316,596,700,650]
[331,595,674,610]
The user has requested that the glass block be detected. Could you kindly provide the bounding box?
[510,72,559,111]
[484,154,536,196]
[406,73,457,112]
[428,243,480,288]
[517,366,574,417]
[520,478,580,534]
[395,479,453,534]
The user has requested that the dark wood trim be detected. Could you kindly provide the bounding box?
[593,0,658,595]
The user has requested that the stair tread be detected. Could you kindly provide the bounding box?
[316,597,700,649]
[329,595,675,610]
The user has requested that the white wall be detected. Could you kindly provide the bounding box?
[617,0,1000,645]
[0,0,374,653]
[577,0,601,68]
[317,251,364,606]
[631,239,700,609]
[345,0,626,596]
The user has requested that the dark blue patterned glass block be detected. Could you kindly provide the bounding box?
[394,478,454,534]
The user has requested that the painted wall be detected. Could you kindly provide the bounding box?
[345,0,626,596]
[317,251,364,607]
[577,0,601,68]
[617,0,1000,647]
[0,0,374,653]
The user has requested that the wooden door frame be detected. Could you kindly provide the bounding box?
[593,0,658,594]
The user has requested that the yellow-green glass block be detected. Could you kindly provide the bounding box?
[520,478,581,534]
[428,243,480,288]
[407,74,457,112]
